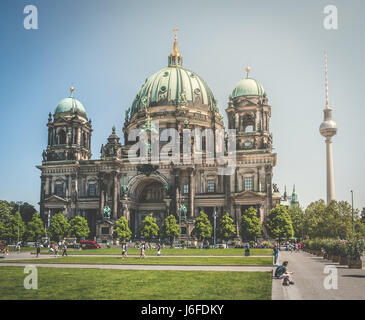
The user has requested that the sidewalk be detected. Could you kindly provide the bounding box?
[272,251,365,300]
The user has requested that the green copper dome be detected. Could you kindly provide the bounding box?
[232,78,265,98]
[54,91,87,118]
[130,34,218,117]
[130,66,217,116]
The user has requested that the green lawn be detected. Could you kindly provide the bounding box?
[2,256,273,266]
[39,248,273,256]
[0,266,272,300]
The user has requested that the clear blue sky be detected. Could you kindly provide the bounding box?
[0,0,364,211]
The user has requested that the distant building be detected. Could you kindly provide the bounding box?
[280,185,299,208]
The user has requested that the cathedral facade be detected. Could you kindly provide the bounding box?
[37,35,280,242]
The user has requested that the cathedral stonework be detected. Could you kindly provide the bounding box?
[37,36,280,242]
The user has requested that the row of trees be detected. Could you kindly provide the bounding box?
[288,200,365,240]
[114,209,261,246]
[2,198,364,244]
[0,200,91,243]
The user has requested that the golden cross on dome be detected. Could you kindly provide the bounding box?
[173,27,178,40]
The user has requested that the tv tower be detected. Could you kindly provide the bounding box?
[319,51,338,204]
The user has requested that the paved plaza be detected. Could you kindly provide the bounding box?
[272,251,365,300]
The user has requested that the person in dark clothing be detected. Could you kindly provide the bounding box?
[273,244,279,265]
[36,243,41,258]
[62,244,68,257]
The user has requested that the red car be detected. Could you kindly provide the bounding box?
[80,240,101,249]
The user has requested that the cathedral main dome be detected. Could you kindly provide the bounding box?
[130,66,217,116]
[129,32,217,118]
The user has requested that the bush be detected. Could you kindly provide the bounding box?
[337,241,348,258]
[347,238,365,260]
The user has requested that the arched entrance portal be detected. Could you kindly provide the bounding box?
[127,175,170,237]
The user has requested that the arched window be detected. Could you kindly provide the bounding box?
[58,129,66,144]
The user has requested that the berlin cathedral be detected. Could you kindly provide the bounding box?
[37,33,281,241]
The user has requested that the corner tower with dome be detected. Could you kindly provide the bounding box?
[36,32,279,243]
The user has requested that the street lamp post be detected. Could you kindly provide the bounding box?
[17,203,20,246]
[213,207,217,249]
[351,190,354,233]
[47,210,51,245]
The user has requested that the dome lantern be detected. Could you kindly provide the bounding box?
[168,27,183,67]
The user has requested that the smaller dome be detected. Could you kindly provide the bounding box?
[54,88,87,118]
[232,78,265,98]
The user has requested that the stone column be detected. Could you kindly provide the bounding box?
[50,177,54,194]
[99,174,104,219]
[235,205,240,237]
[173,168,180,215]
[112,172,118,219]
[122,202,130,222]
[68,175,72,198]
[45,177,49,196]
[77,127,81,145]
[40,176,46,202]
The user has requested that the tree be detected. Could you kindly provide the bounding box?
[265,205,294,241]
[0,220,4,241]
[217,213,236,245]
[139,213,159,243]
[69,216,90,241]
[10,201,37,223]
[0,200,12,223]
[161,215,180,247]
[114,216,132,243]
[49,213,70,242]
[288,205,304,239]
[25,213,45,242]
[191,211,212,243]
[361,208,365,224]
[2,211,25,244]
[303,200,359,239]
[303,199,326,238]
[240,207,261,241]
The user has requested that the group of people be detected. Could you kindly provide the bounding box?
[45,242,68,257]
[121,242,162,259]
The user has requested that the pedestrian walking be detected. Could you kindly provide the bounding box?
[122,243,127,259]
[157,243,161,256]
[36,243,41,258]
[17,242,21,254]
[62,244,68,257]
[244,243,250,256]
[140,242,146,259]
[295,243,299,253]
[273,244,279,265]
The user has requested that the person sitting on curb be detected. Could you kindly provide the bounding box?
[274,261,294,286]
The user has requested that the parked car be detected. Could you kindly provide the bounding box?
[80,240,101,249]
